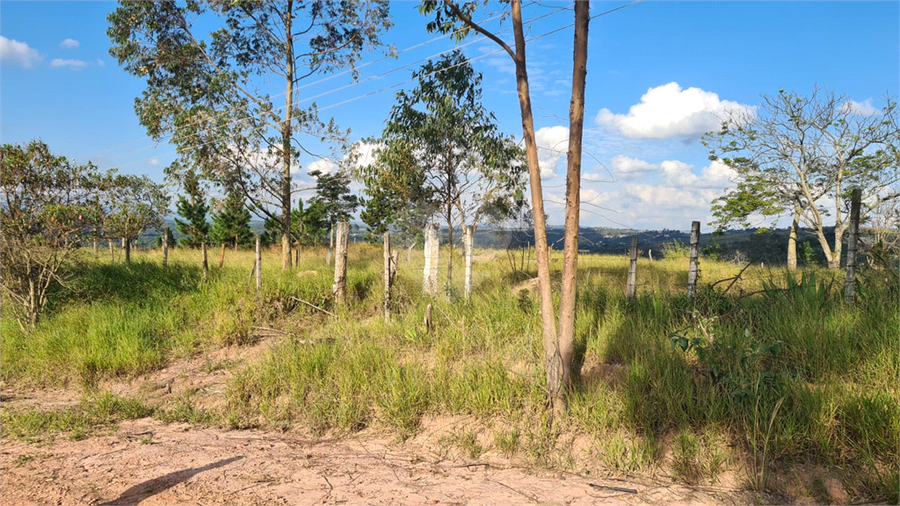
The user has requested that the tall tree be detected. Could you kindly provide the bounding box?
[210,189,254,251]
[292,197,329,247]
[309,168,360,252]
[360,50,526,284]
[0,141,105,327]
[174,169,209,248]
[357,139,435,245]
[102,173,170,263]
[420,0,591,413]
[705,87,900,269]
[108,0,391,271]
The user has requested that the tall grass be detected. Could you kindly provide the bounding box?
[1,243,896,502]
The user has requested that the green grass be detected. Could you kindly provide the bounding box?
[1,243,897,503]
[0,392,154,442]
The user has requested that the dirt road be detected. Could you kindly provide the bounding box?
[0,415,753,506]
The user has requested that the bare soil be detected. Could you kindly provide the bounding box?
[0,340,771,506]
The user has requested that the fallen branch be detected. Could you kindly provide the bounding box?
[710,262,753,296]
[588,483,638,494]
[290,296,336,317]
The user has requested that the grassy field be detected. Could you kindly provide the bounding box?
[2,243,897,503]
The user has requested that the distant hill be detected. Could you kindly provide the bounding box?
[132,219,840,267]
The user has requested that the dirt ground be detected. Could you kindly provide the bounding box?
[0,341,768,506]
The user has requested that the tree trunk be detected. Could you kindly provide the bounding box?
[844,188,862,303]
[687,221,700,298]
[162,228,168,267]
[220,243,226,269]
[109,239,115,263]
[554,0,589,410]
[202,242,209,282]
[124,237,131,263]
[508,0,559,415]
[464,225,474,299]
[327,225,334,266]
[383,232,392,320]
[93,237,99,259]
[280,0,295,271]
[787,210,799,270]
[333,221,349,305]
[447,214,454,286]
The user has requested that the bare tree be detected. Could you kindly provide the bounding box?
[707,87,900,269]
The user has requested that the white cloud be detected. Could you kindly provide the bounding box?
[306,158,336,175]
[596,82,754,139]
[148,158,160,167]
[843,98,879,116]
[344,142,381,169]
[60,38,80,49]
[534,125,569,178]
[0,36,43,68]
[610,154,656,175]
[50,58,87,70]
[96,59,105,67]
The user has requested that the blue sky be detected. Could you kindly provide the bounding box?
[2,1,898,231]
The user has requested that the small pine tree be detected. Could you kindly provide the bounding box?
[155,227,177,248]
[174,171,209,248]
[210,189,254,250]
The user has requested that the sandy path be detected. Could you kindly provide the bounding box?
[0,416,749,506]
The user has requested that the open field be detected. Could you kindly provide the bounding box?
[1,244,897,505]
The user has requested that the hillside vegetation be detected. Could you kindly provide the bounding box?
[1,245,897,503]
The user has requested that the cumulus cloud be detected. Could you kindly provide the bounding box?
[610,154,656,175]
[306,158,336,175]
[843,98,879,116]
[148,158,160,167]
[607,155,735,189]
[0,36,43,68]
[96,59,105,67]
[50,58,87,70]
[596,82,753,139]
[534,125,569,178]
[60,38,80,49]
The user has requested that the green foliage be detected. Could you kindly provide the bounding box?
[174,170,209,248]
[156,227,176,248]
[357,50,526,241]
[101,172,169,245]
[1,140,105,326]
[210,188,253,249]
[309,169,359,235]
[108,0,391,255]
[704,87,900,268]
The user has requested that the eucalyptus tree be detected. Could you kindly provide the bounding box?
[108,0,391,270]
[419,1,590,413]
[706,88,900,269]
[360,50,526,284]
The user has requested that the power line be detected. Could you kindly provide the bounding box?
[74,3,548,164]
[106,4,572,167]
[111,0,643,172]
